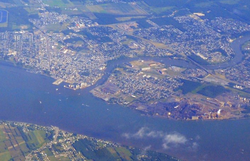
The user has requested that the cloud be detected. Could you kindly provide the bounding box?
[192,142,199,150]
[162,132,187,149]
[140,145,152,155]
[122,133,131,139]
[122,127,148,139]
[122,127,199,151]
[233,9,242,15]
[123,127,164,139]
[134,127,148,138]
[122,127,164,139]
[195,135,201,140]
[147,130,164,138]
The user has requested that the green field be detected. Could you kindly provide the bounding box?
[150,6,174,14]
[0,122,179,161]
[25,130,47,149]
[0,127,6,142]
[73,138,177,161]
[4,7,33,30]
[43,0,73,8]
[115,147,132,160]
[197,85,230,98]
[86,3,148,15]
[45,23,69,32]
[178,79,202,94]
[0,125,31,160]
[0,151,11,161]
[44,148,58,161]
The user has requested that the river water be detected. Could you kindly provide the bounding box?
[0,36,250,161]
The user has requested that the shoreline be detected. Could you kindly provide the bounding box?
[1,35,250,122]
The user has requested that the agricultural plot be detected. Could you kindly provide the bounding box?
[150,6,174,14]
[13,0,23,6]
[73,138,178,161]
[23,130,47,150]
[151,17,185,31]
[0,124,29,161]
[43,0,73,8]
[0,122,179,160]
[86,3,148,15]
[4,7,33,30]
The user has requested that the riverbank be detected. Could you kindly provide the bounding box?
[0,120,179,161]
[88,35,250,121]
[1,59,250,160]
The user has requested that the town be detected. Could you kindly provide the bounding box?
[1,0,250,120]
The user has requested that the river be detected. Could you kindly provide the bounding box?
[0,35,250,161]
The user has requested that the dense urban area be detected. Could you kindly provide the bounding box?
[1,0,250,121]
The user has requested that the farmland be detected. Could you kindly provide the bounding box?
[0,121,179,161]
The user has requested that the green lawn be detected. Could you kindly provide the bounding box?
[197,85,230,98]
[0,151,11,161]
[115,147,132,160]
[0,128,6,142]
[25,130,47,150]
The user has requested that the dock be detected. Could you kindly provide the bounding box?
[52,78,63,85]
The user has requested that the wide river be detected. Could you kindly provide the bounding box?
[0,36,250,161]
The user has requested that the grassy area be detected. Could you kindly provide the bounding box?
[33,130,46,145]
[4,7,33,30]
[45,148,57,161]
[150,6,174,14]
[242,41,250,51]
[0,151,11,161]
[0,127,6,142]
[115,147,132,160]
[0,142,6,152]
[86,3,147,15]
[151,17,185,31]
[0,122,179,161]
[19,143,29,154]
[116,16,146,22]
[73,139,116,160]
[178,79,202,94]
[73,137,177,160]
[136,19,153,28]
[48,156,58,161]
[25,130,47,150]
[45,23,69,32]
[44,148,53,156]
[43,0,73,8]
[24,7,39,15]
[0,125,31,160]
[107,148,119,158]
[197,85,230,98]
